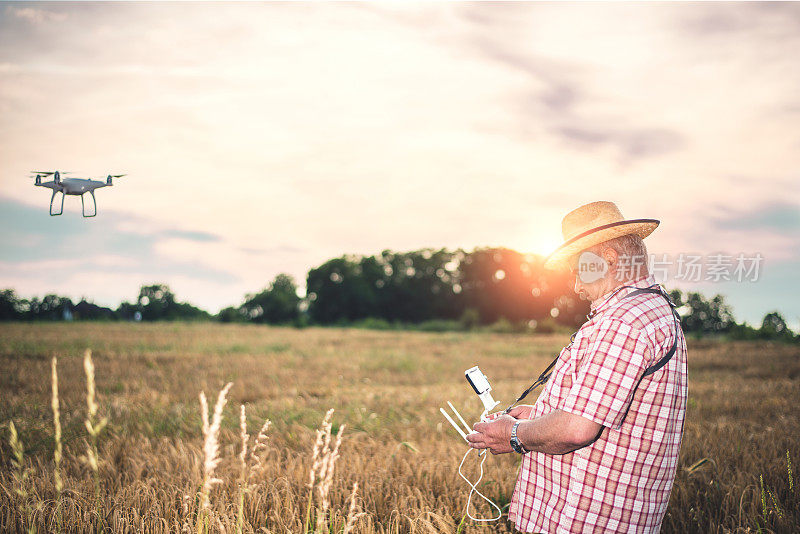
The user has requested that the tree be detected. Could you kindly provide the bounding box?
[759,312,795,341]
[0,289,22,320]
[306,249,465,324]
[241,274,301,324]
[671,291,735,334]
[137,284,176,320]
[459,248,586,327]
[306,257,378,324]
[303,247,587,327]
[135,284,209,321]
[115,301,139,321]
[375,249,462,323]
[218,306,246,323]
[28,294,73,321]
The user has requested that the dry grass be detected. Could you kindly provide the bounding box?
[0,322,798,533]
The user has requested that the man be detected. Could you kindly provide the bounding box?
[467,201,688,533]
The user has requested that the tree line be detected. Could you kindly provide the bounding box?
[0,246,796,342]
[221,248,584,329]
[0,285,209,322]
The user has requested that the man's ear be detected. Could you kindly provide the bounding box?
[602,247,618,271]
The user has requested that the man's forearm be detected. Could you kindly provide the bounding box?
[517,409,602,455]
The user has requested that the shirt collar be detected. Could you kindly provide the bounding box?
[589,274,658,317]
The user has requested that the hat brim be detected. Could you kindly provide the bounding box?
[544,219,660,271]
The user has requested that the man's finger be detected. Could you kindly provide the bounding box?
[466,431,487,448]
[473,421,487,433]
[468,438,486,449]
[466,431,481,443]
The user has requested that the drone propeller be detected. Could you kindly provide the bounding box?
[30,171,55,176]
[109,174,126,178]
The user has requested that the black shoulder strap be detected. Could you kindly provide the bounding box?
[503,349,562,413]
[623,286,681,377]
[615,286,682,425]
[505,284,682,416]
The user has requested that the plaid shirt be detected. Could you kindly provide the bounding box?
[509,275,687,533]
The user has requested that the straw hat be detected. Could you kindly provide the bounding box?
[544,201,659,270]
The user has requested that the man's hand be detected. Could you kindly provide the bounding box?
[505,404,534,420]
[466,414,517,455]
[485,404,534,421]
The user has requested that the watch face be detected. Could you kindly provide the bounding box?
[510,422,525,453]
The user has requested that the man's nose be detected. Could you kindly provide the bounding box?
[574,277,581,294]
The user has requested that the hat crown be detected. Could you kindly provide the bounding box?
[561,201,626,241]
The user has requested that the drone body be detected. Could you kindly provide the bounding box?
[30,170,124,217]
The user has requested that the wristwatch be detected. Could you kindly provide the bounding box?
[510,421,527,454]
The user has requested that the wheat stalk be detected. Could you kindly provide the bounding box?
[51,357,63,532]
[343,481,364,534]
[83,349,108,532]
[239,405,249,468]
[316,423,345,533]
[8,421,35,534]
[236,404,248,534]
[197,382,233,534]
[303,409,333,533]
[248,418,271,478]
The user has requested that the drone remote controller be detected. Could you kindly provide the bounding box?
[439,366,503,523]
[439,366,500,441]
[464,366,499,420]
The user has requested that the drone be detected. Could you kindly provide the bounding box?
[29,170,125,217]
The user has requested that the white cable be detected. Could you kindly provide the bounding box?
[441,398,502,522]
[457,447,502,522]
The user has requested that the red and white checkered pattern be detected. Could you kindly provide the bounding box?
[509,275,688,533]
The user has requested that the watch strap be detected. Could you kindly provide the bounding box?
[510,421,526,453]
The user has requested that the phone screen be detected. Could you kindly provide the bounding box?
[465,366,491,395]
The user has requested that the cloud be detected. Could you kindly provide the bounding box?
[239,245,306,255]
[5,6,67,25]
[0,196,236,284]
[440,5,690,163]
[0,196,319,310]
[162,229,220,243]
[709,202,800,234]
[554,126,684,160]
[678,3,800,38]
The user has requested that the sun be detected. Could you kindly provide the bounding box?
[526,233,563,258]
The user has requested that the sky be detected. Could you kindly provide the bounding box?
[0,2,798,327]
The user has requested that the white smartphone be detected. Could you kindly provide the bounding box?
[465,366,491,395]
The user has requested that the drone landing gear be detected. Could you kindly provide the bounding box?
[81,191,97,218]
[49,190,64,216]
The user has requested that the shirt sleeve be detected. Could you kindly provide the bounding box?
[561,316,651,429]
